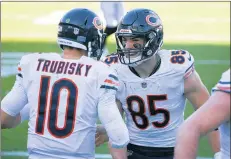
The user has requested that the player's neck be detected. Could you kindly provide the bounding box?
[133,54,160,78]
[63,49,86,60]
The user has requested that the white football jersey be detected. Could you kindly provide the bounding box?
[1,53,122,159]
[212,69,230,159]
[105,49,195,147]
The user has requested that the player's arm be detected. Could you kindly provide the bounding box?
[98,93,129,159]
[184,67,220,154]
[184,70,210,110]
[1,77,28,129]
[97,69,129,159]
[108,140,127,159]
[96,99,124,147]
[96,99,126,159]
[106,100,127,159]
[96,67,125,147]
[1,55,32,129]
[1,112,21,129]
[175,90,230,159]
[1,103,30,129]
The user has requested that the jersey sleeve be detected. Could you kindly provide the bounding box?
[114,68,125,102]
[169,50,195,79]
[101,59,125,102]
[212,69,230,94]
[97,90,129,148]
[183,55,195,79]
[181,50,195,79]
[16,53,39,84]
[20,104,30,122]
[98,65,120,96]
[1,54,31,116]
[99,56,125,103]
[101,54,120,66]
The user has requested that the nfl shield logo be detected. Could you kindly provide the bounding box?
[141,82,147,88]
[73,28,79,35]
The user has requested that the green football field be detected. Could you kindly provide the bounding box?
[1,2,230,159]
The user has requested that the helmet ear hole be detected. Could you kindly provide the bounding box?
[146,50,153,56]
[148,32,156,39]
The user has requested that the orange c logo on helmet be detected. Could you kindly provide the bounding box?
[93,17,103,30]
[145,14,160,27]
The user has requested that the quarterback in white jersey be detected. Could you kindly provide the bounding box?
[1,8,129,159]
[175,69,230,159]
[96,8,220,159]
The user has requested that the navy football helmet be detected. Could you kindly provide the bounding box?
[57,8,106,60]
[115,8,163,66]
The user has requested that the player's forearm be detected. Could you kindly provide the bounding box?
[108,142,127,159]
[2,108,29,129]
[207,130,220,153]
[175,123,200,159]
[1,110,21,129]
[1,80,28,129]
[104,119,129,148]
[98,96,129,148]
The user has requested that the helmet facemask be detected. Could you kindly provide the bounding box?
[116,29,163,67]
[88,30,106,60]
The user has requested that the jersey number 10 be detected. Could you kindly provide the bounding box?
[35,76,78,138]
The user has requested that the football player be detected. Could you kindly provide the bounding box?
[175,69,230,159]
[96,8,221,159]
[1,8,129,159]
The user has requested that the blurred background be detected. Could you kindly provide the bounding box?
[1,2,230,159]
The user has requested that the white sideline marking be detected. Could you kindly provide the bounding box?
[0,151,212,159]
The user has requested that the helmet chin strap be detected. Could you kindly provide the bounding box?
[127,47,160,67]
[128,55,152,67]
